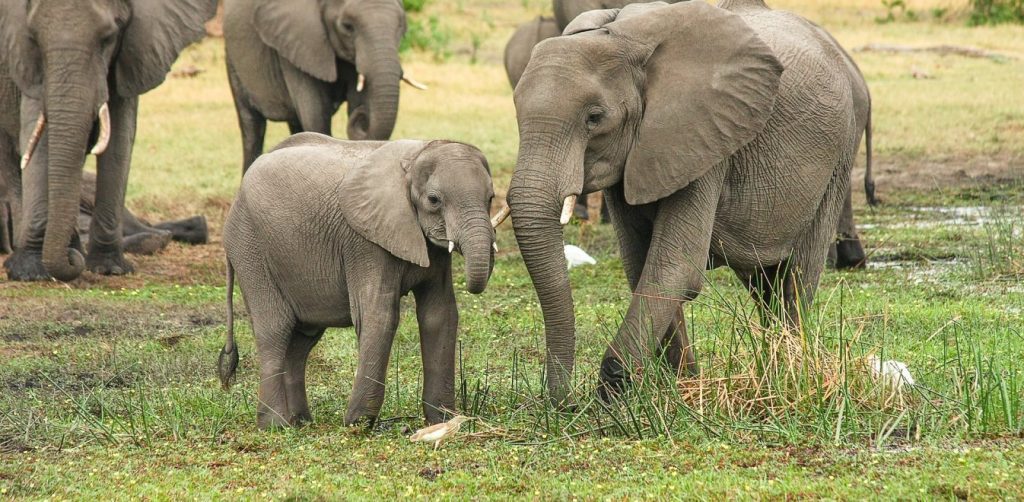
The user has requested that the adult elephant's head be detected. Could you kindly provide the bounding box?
[506,1,782,403]
[0,0,216,281]
[254,0,412,140]
[334,139,498,294]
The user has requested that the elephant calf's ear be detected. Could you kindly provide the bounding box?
[338,149,430,268]
[614,2,783,205]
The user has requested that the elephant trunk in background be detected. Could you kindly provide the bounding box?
[41,52,98,281]
[459,214,494,294]
[357,35,402,140]
[507,133,586,405]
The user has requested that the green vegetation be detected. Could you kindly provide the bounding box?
[2,0,1023,498]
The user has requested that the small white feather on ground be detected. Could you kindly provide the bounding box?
[564,244,597,269]
[867,355,916,389]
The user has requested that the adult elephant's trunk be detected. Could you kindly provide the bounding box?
[507,133,583,405]
[40,55,98,281]
[355,37,401,140]
[459,214,494,294]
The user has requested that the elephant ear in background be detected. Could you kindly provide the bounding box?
[338,143,431,268]
[0,0,42,98]
[252,0,338,83]
[563,2,667,35]
[116,0,220,97]
[609,2,784,205]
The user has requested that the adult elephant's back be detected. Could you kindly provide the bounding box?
[223,0,296,122]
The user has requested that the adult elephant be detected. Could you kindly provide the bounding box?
[504,17,560,89]
[0,0,218,281]
[224,0,425,172]
[505,0,861,403]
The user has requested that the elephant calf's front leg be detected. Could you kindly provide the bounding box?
[345,290,401,426]
[414,274,459,425]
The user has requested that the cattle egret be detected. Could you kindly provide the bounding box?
[410,415,472,450]
[867,356,915,389]
[564,244,597,269]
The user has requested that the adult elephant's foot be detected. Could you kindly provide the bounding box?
[154,215,208,245]
[256,406,293,430]
[596,356,630,403]
[834,234,867,269]
[85,246,134,276]
[123,231,172,255]
[3,248,50,281]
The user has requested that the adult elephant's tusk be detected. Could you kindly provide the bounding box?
[448,241,455,253]
[559,195,577,225]
[493,242,498,252]
[491,204,511,228]
[401,75,428,90]
[91,102,110,156]
[356,73,365,92]
[20,113,46,170]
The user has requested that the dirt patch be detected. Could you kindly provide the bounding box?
[418,466,445,481]
[852,154,1023,205]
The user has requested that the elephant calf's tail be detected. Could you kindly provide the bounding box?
[218,260,240,390]
[864,96,879,206]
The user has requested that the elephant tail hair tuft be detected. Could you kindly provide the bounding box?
[864,94,878,207]
[219,259,240,390]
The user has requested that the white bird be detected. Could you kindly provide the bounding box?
[564,244,597,270]
[410,415,471,450]
[867,355,916,389]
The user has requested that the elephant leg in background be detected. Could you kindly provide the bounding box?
[281,61,334,136]
[828,188,867,269]
[413,265,459,425]
[284,327,325,425]
[0,134,18,254]
[228,61,268,173]
[86,96,138,276]
[119,209,172,256]
[603,185,698,377]
[599,169,726,396]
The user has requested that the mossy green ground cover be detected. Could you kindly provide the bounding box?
[2,0,1023,498]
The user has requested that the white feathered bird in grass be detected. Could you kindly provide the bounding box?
[564,244,596,269]
[867,355,915,390]
[410,416,472,450]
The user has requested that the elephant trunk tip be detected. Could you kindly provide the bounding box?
[44,248,86,282]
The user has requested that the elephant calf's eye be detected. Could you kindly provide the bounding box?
[427,194,441,206]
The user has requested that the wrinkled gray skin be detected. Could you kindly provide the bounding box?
[224,0,409,173]
[219,133,497,429]
[504,17,560,89]
[508,0,860,403]
[553,0,685,31]
[0,0,217,281]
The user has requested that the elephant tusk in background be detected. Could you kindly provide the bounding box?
[491,204,511,228]
[559,195,577,225]
[401,75,428,90]
[356,73,365,92]
[448,241,455,253]
[493,242,498,252]
[20,113,46,170]
[90,103,111,156]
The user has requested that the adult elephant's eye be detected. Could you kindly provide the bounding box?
[586,111,604,129]
[427,194,441,206]
[339,19,355,33]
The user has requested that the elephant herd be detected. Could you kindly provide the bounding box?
[1,0,880,427]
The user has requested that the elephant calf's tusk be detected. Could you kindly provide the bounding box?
[20,113,46,170]
[491,204,511,228]
[356,74,365,92]
[559,195,577,225]
[91,103,111,156]
[448,241,455,253]
[401,75,428,90]
[493,242,498,252]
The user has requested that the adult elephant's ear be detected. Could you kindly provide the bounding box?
[0,0,42,98]
[338,143,430,268]
[116,0,219,97]
[252,0,337,82]
[611,2,783,205]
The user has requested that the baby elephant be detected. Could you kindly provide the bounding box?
[218,133,499,429]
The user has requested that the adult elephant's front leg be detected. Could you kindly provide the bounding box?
[599,172,724,397]
[87,96,138,275]
[603,186,698,379]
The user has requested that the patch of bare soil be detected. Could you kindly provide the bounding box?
[850,154,1023,204]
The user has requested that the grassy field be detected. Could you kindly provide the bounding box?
[2,0,1024,498]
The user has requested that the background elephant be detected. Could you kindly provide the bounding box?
[506,0,861,402]
[219,133,497,428]
[504,17,560,89]
[224,0,423,173]
[0,0,217,281]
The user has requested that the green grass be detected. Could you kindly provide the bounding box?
[3,0,1024,498]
